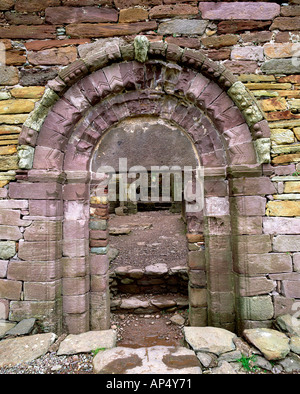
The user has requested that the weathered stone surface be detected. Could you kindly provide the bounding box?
[239,296,274,321]
[158,19,207,36]
[266,200,300,216]
[149,4,198,19]
[273,235,300,252]
[20,68,58,86]
[231,46,264,62]
[66,21,157,38]
[271,16,300,31]
[4,318,36,336]
[0,66,19,86]
[199,2,280,20]
[262,59,300,75]
[276,314,300,337]
[236,253,292,275]
[93,346,201,374]
[119,7,148,23]
[201,34,238,49]
[0,241,16,259]
[0,25,57,39]
[183,327,236,356]
[15,0,60,12]
[0,225,22,241]
[45,6,118,24]
[28,47,78,66]
[57,330,116,355]
[0,333,57,367]
[243,328,290,361]
[218,20,271,34]
[0,321,15,338]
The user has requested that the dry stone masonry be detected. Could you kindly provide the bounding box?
[0,0,299,340]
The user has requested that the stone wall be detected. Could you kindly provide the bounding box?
[0,0,300,334]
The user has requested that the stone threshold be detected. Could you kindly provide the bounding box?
[111,294,189,314]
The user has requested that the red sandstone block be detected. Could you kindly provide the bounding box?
[33,146,64,171]
[7,260,62,282]
[24,280,61,301]
[63,293,89,314]
[29,200,63,217]
[199,2,280,20]
[45,6,118,24]
[236,253,292,275]
[0,209,29,226]
[0,299,9,319]
[15,0,60,12]
[0,279,22,300]
[63,238,89,257]
[218,20,271,34]
[64,219,89,240]
[65,21,157,38]
[62,183,89,201]
[24,221,62,241]
[90,239,108,247]
[90,274,108,292]
[90,254,109,275]
[230,196,266,216]
[64,311,89,334]
[9,182,62,200]
[18,240,62,261]
[196,80,224,110]
[62,276,89,296]
[0,25,57,39]
[89,230,108,240]
[62,257,88,278]
[230,177,276,196]
[282,280,300,298]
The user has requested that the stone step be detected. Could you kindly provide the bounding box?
[111,294,189,314]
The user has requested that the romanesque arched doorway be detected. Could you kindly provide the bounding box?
[13,37,271,334]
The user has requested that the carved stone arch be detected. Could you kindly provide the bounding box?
[13,38,272,334]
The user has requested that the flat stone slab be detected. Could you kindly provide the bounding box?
[57,330,117,356]
[0,333,57,367]
[93,346,201,374]
[4,318,36,337]
[183,326,236,356]
[0,321,16,338]
[243,328,290,361]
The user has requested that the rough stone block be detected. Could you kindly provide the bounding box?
[263,217,300,235]
[90,254,109,275]
[63,293,89,314]
[29,200,63,217]
[232,235,272,255]
[64,220,89,240]
[230,196,266,216]
[235,253,292,275]
[63,238,89,257]
[188,285,207,308]
[205,197,230,217]
[24,221,62,241]
[0,241,16,259]
[0,279,22,300]
[0,261,8,278]
[273,235,300,252]
[235,275,275,297]
[238,295,274,321]
[158,19,207,36]
[9,300,58,324]
[7,260,61,282]
[266,201,300,217]
[33,146,64,171]
[230,177,276,196]
[18,240,62,261]
[0,225,22,241]
[45,6,118,24]
[188,250,206,270]
[63,311,89,335]
[282,280,300,298]
[62,276,90,296]
[24,280,61,301]
[9,182,62,200]
[62,257,88,278]
[231,216,262,235]
[199,2,280,20]
[63,183,89,201]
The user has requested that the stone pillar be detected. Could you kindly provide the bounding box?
[62,171,90,334]
[89,180,110,330]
